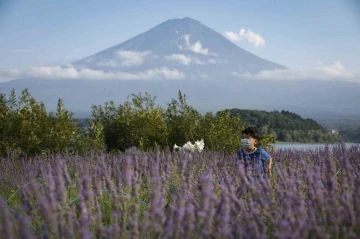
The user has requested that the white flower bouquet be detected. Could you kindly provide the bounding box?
[174,139,205,153]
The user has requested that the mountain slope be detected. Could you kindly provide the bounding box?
[73,17,287,76]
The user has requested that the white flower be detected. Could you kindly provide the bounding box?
[174,139,205,153]
[183,142,196,152]
[195,139,204,151]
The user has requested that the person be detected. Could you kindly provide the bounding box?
[236,127,273,178]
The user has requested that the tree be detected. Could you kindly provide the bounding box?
[198,110,245,152]
[164,90,202,149]
[0,89,94,157]
[91,92,168,151]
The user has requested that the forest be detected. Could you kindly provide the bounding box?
[228,109,340,143]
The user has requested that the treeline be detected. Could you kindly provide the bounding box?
[338,127,360,143]
[316,119,360,142]
[228,109,339,143]
[0,90,104,157]
[316,119,360,131]
[0,89,276,158]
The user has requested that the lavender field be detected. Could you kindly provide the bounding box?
[1,144,360,239]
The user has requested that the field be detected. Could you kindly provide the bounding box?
[1,144,360,239]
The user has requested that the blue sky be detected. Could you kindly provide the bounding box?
[0,0,359,79]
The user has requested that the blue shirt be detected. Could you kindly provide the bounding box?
[236,147,271,175]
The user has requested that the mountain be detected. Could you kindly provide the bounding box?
[1,17,360,120]
[72,17,287,77]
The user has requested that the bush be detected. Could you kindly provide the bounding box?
[0,89,103,157]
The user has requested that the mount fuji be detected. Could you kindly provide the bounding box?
[1,17,360,119]
[71,17,287,79]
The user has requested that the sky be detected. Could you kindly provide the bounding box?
[0,0,359,81]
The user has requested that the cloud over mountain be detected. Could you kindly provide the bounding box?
[0,65,185,81]
[116,50,151,67]
[232,61,355,81]
[165,54,192,65]
[183,34,210,55]
[224,28,265,48]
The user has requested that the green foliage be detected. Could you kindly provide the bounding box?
[317,119,360,131]
[338,127,360,143]
[0,89,103,157]
[90,90,249,153]
[164,90,202,147]
[91,92,168,151]
[198,110,245,152]
[91,90,273,153]
[2,88,339,158]
[258,134,276,151]
[229,109,339,143]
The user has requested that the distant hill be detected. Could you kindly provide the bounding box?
[227,109,338,143]
[316,119,360,131]
[316,119,360,143]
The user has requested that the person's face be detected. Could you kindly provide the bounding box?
[241,133,258,148]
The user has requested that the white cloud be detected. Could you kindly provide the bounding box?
[224,31,239,42]
[28,66,79,79]
[0,69,22,81]
[183,35,209,55]
[165,54,205,65]
[316,60,324,66]
[0,65,185,81]
[224,28,265,48]
[232,61,356,81]
[165,54,192,65]
[116,50,151,67]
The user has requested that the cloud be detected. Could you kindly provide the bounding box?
[28,66,79,79]
[165,54,192,65]
[316,60,324,66]
[116,50,151,67]
[0,65,185,81]
[224,28,265,48]
[232,61,356,81]
[165,54,205,65]
[0,69,22,81]
[183,35,209,55]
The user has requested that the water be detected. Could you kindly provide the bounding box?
[271,142,360,150]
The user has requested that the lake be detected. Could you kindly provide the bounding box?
[271,142,360,150]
